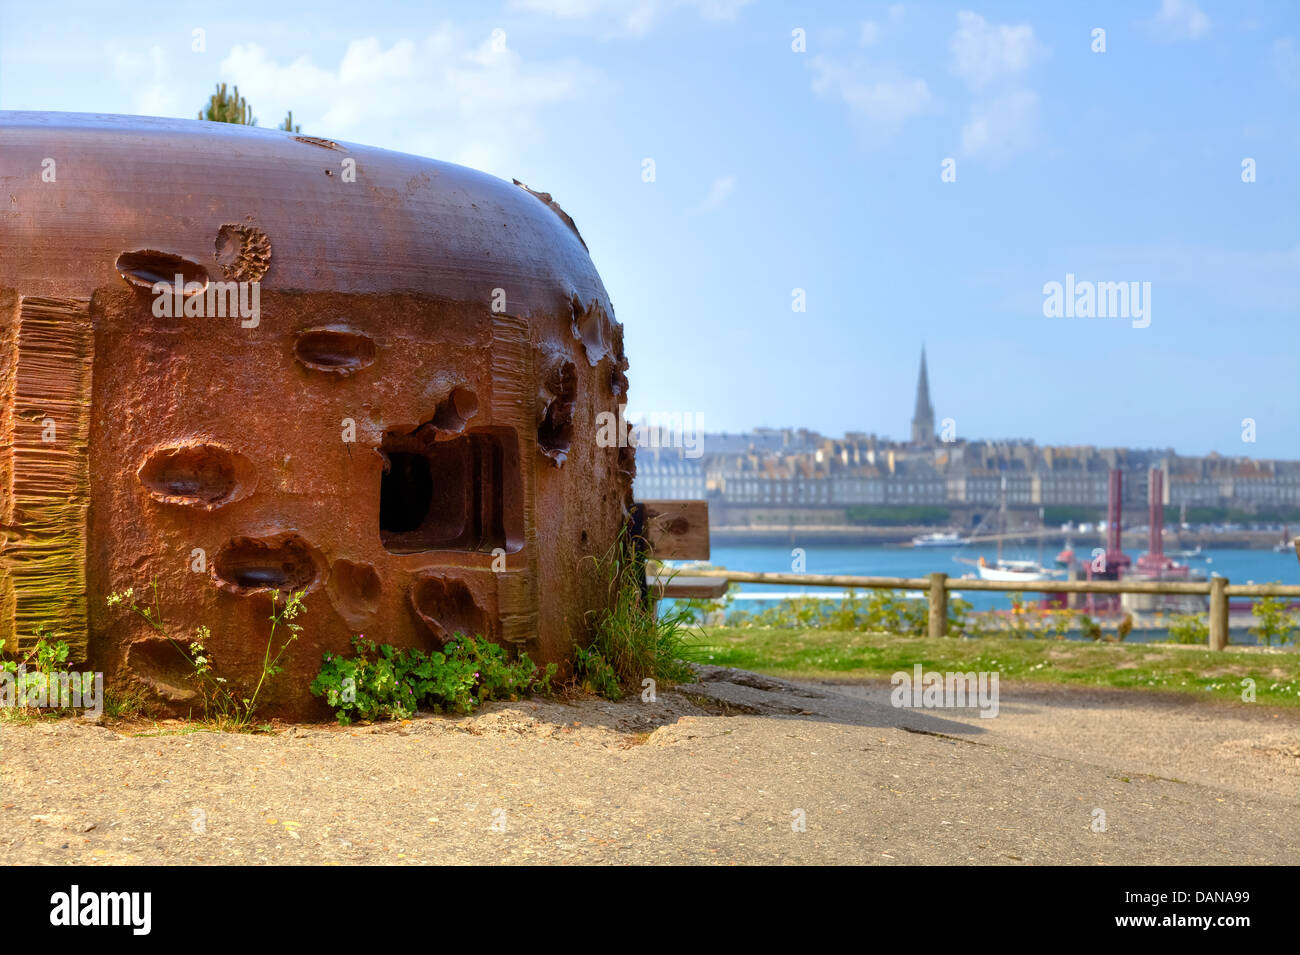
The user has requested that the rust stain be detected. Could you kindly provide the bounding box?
[214,223,271,282]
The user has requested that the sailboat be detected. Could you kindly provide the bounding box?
[955,475,1062,582]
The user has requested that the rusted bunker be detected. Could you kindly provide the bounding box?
[0,112,635,715]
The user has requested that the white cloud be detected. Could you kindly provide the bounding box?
[860,21,880,46]
[950,10,1042,88]
[701,174,736,210]
[509,0,753,37]
[961,88,1039,159]
[109,43,186,118]
[810,56,932,131]
[216,29,601,174]
[1150,0,1210,41]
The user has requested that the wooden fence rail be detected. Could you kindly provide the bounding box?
[650,564,1300,652]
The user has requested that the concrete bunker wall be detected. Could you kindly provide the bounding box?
[1,271,633,718]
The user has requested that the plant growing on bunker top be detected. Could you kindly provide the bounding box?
[310,634,555,725]
[106,579,304,730]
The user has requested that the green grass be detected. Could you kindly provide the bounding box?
[695,626,1300,707]
[573,530,699,700]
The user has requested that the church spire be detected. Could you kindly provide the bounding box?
[911,347,935,445]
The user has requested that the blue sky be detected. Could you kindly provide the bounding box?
[2,0,1297,457]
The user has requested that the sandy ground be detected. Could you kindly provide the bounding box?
[1,667,1297,865]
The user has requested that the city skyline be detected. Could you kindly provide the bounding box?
[634,347,1298,461]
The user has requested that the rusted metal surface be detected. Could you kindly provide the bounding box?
[0,112,635,716]
[638,499,710,561]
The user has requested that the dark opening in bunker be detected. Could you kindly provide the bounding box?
[380,453,433,532]
[379,429,523,555]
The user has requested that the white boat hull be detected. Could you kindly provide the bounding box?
[912,534,966,547]
[976,564,1057,582]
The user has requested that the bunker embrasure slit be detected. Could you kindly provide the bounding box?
[379,429,522,554]
[379,452,433,534]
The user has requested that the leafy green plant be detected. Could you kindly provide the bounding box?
[1168,613,1208,645]
[1,631,72,719]
[1248,591,1295,647]
[106,579,303,730]
[310,633,554,724]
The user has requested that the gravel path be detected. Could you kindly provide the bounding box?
[2,668,1297,864]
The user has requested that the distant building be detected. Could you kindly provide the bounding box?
[632,448,706,501]
[911,347,935,446]
[700,427,821,456]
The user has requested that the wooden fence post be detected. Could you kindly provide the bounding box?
[1209,576,1229,651]
[928,572,948,639]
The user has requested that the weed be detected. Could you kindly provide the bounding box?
[0,631,72,721]
[1168,613,1209,645]
[310,633,555,724]
[575,530,699,700]
[102,685,152,720]
[1250,588,1296,647]
[106,579,303,731]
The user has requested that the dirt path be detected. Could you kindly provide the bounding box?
[2,668,1297,864]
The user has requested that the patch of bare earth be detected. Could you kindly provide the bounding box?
[1,667,1295,865]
